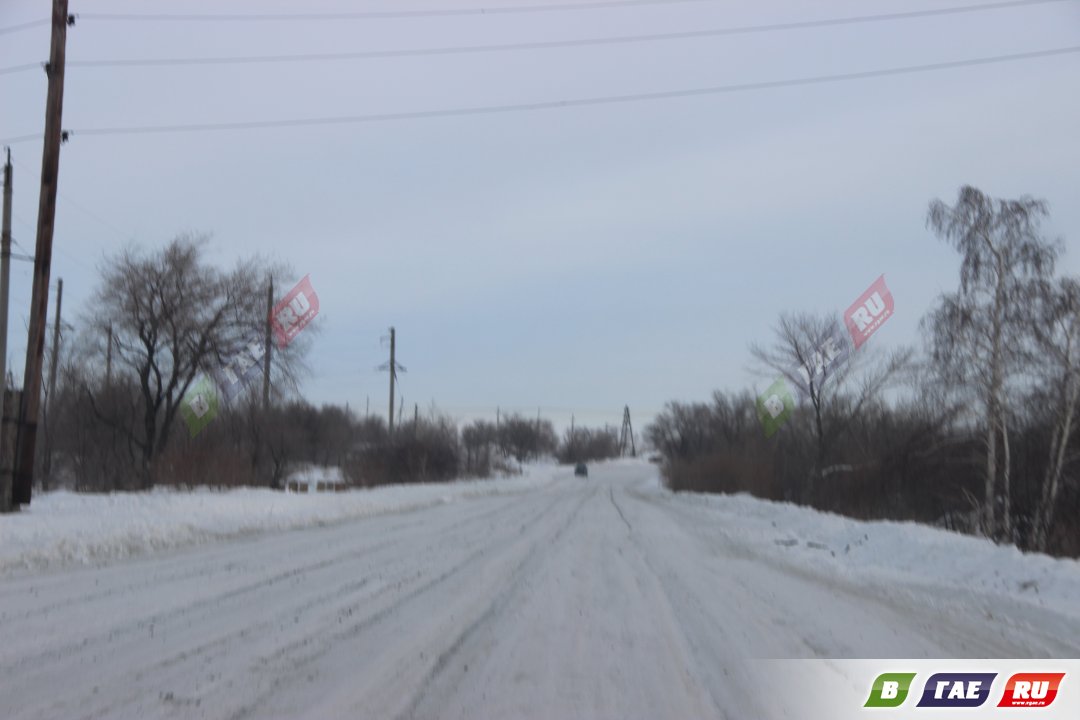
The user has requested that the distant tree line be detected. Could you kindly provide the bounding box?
[32,239,617,494]
[647,186,1080,559]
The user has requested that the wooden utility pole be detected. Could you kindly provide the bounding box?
[0,149,12,398]
[14,0,70,507]
[262,275,273,409]
[42,278,62,489]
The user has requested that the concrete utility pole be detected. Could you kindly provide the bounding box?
[262,275,273,409]
[388,327,396,435]
[15,0,71,507]
[377,327,405,436]
[0,149,12,397]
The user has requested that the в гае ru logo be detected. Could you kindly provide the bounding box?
[917,673,996,707]
[757,377,795,437]
[865,672,916,708]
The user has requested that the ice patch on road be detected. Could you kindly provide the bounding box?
[0,465,559,575]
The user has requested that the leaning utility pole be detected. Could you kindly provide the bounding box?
[262,275,273,409]
[0,149,12,397]
[14,0,70,507]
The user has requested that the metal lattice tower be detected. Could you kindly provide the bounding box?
[619,405,636,457]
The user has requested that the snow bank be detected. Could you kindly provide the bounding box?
[644,478,1080,621]
[0,465,558,575]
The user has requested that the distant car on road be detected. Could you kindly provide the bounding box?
[574,463,588,478]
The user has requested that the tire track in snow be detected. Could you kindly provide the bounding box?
[395,484,598,720]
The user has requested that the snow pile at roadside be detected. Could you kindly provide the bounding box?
[646,478,1080,621]
[0,465,558,575]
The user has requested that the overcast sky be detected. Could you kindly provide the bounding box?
[2,0,1079,432]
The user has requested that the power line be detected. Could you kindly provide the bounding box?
[3,44,1077,145]
[3,0,1070,75]
[9,157,134,241]
[0,63,41,76]
[69,0,748,22]
[1,135,40,145]
[0,18,50,35]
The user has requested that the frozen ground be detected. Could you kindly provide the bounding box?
[0,460,1077,719]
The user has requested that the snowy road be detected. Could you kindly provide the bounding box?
[2,462,1078,719]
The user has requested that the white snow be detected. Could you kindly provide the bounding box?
[285,464,347,487]
[0,464,557,575]
[641,480,1080,623]
[0,460,1078,720]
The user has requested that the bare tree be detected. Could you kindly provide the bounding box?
[925,186,1059,540]
[462,419,497,476]
[497,414,557,464]
[83,236,277,487]
[751,312,909,501]
[1028,276,1080,550]
[752,314,844,483]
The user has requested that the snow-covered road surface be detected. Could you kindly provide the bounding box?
[2,462,1078,719]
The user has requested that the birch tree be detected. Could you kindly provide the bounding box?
[924,186,1059,541]
[1029,276,1080,551]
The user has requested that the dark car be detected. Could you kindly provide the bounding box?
[574,463,588,478]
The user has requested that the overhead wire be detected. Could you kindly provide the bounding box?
[0,63,41,76]
[2,44,1076,145]
[69,0,1079,21]
[9,157,135,243]
[0,18,50,35]
[0,0,745,30]
[69,0,774,22]
[1,0,1074,75]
